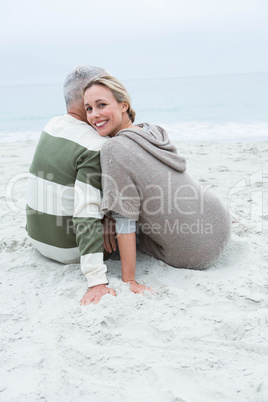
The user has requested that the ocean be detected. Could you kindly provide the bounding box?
[1,72,267,143]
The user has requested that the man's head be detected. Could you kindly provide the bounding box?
[63,65,108,120]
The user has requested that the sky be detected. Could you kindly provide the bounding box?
[1,0,268,85]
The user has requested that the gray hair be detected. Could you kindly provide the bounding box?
[63,65,108,108]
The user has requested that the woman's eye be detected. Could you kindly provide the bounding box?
[86,107,92,112]
[99,103,106,107]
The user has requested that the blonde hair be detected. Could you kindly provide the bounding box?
[83,75,136,123]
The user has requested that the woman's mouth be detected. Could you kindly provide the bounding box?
[95,120,108,128]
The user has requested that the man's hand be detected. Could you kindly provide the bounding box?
[102,216,117,253]
[80,284,116,305]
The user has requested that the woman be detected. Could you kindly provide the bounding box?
[83,76,231,295]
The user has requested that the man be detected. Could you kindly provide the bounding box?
[26,65,116,305]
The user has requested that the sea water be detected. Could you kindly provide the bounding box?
[0,72,267,143]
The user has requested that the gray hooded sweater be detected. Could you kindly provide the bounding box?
[100,123,231,269]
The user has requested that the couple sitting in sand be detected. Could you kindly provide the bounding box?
[26,65,231,305]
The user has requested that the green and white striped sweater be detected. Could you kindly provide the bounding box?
[26,114,108,287]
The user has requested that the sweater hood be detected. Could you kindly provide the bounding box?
[116,123,186,173]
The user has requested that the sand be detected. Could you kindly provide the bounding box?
[0,139,267,402]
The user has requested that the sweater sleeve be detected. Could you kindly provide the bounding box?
[73,149,108,288]
[100,141,141,220]
[112,212,136,234]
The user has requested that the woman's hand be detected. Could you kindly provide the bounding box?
[125,280,153,295]
[116,233,153,295]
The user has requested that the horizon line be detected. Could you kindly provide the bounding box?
[0,71,267,88]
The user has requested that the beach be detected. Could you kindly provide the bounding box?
[0,139,267,402]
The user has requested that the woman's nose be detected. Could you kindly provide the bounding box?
[91,108,100,118]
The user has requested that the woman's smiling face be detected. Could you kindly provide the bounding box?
[84,84,128,137]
